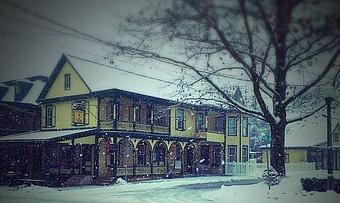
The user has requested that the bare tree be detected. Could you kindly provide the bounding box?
[107,0,340,175]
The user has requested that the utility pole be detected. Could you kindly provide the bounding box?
[325,97,334,175]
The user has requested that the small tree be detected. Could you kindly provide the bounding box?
[108,0,340,175]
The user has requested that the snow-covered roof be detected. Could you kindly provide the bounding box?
[0,76,47,104]
[0,128,95,142]
[67,55,178,100]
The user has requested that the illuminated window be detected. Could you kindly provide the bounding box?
[72,101,88,125]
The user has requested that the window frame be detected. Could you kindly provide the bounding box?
[242,145,249,162]
[175,108,185,131]
[215,116,225,132]
[228,116,237,136]
[137,142,146,166]
[45,105,55,128]
[228,145,237,162]
[242,117,249,137]
[71,101,89,126]
[195,112,205,131]
[64,73,71,90]
[212,145,221,166]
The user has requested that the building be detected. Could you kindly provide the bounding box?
[0,76,48,136]
[0,55,249,186]
[260,121,340,170]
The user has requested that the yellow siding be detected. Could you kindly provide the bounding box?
[170,107,196,137]
[261,148,308,163]
[42,98,98,130]
[207,132,224,143]
[45,61,90,99]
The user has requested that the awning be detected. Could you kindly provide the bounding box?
[0,128,97,143]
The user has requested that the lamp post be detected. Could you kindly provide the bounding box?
[325,97,334,175]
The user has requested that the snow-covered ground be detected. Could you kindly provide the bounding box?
[0,171,339,203]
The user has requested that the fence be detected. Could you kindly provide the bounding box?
[225,159,315,176]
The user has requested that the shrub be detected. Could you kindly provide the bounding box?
[262,167,281,186]
[333,179,340,194]
[300,177,340,192]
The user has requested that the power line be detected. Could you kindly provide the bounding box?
[0,0,316,88]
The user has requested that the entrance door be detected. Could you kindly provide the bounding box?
[186,146,195,174]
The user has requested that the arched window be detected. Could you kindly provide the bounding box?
[136,140,151,166]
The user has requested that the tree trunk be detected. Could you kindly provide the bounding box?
[270,123,286,176]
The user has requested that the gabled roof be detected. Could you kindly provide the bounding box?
[38,54,179,102]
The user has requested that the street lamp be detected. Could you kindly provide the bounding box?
[322,86,337,176]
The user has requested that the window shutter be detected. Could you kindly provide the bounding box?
[41,106,46,127]
[52,105,56,127]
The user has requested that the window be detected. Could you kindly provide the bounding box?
[228,145,237,162]
[134,105,141,123]
[242,145,248,162]
[72,101,88,126]
[45,105,55,127]
[99,98,113,121]
[196,112,205,131]
[154,106,169,126]
[242,117,248,137]
[228,116,237,135]
[285,152,289,163]
[200,145,209,165]
[215,116,225,132]
[146,105,153,124]
[176,109,185,131]
[64,74,71,90]
[212,146,221,166]
[137,143,146,166]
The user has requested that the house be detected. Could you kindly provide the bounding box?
[0,76,48,136]
[0,55,249,186]
[260,120,340,171]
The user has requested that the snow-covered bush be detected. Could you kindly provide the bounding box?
[115,178,127,185]
[262,166,281,186]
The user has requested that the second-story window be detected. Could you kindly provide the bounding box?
[64,74,71,90]
[215,116,225,132]
[146,105,152,124]
[72,101,88,126]
[242,117,248,137]
[196,112,205,131]
[45,105,56,127]
[228,116,237,135]
[176,108,185,131]
[134,105,141,123]
[154,106,169,126]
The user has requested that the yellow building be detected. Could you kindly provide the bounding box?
[260,122,340,170]
[0,55,250,186]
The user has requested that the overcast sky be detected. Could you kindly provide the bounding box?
[0,0,156,82]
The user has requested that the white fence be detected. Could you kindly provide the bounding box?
[225,159,315,176]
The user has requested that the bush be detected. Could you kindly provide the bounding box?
[300,177,340,192]
[262,167,281,186]
[333,179,340,193]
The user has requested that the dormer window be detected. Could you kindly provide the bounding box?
[64,74,71,90]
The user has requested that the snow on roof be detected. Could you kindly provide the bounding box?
[67,55,178,100]
[21,80,46,104]
[0,76,47,104]
[0,128,94,142]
